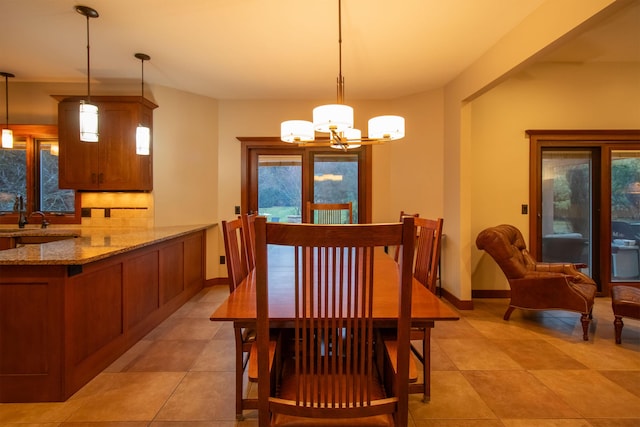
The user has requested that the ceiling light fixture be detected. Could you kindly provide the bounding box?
[1,71,14,149]
[135,53,151,156]
[280,0,405,150]
[76,5,99,143]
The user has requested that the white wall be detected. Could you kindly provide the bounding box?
[470,62,640,291]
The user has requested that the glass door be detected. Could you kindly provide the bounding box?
[540,150,593,273]
[256,154,302,223]
[311,153,359,222]
[611,150,640,282]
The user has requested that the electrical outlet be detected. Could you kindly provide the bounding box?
[219,255,225,264]
[234,206,240,215]
[521,204,528,214]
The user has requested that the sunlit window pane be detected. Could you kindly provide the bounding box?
[0,139,27,213]
[38,139,75,213]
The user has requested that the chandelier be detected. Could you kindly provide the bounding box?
[280,0,405,150]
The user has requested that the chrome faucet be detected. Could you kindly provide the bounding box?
[16,195,28,228]
[30,211,49,229]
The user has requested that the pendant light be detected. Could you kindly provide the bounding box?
[1,72,14,149]
[76,5,99,142]
[135,53,151,156]
[280,0,405,150]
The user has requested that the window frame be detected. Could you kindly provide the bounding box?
[0,124,81,225]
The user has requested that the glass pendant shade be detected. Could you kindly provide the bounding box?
[313,104,353,133]
[50,142,59,156]
[79,101,99,142]
[136,125,151,155]
[2,129,12,149]
[368,115,405,140]
[281,120,314,143]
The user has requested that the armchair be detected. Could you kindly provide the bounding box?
[476,224,597,341]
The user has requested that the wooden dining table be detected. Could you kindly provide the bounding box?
[210,247,459,386]
[211,247,459,325]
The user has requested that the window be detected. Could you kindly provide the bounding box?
[0,125,80,225]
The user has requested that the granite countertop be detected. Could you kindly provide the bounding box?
[0,224,213,266]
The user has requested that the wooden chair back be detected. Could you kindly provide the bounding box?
[305,201,353,224]
[413,217,444,294]
[221,217,249,292]
[241,213,257,271]
[255,217,415,427]
[394,211,420,262]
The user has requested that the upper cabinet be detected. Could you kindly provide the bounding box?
[57,96,158,191]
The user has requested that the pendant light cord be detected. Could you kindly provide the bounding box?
[85,14,91,101]
[4,75,8,128]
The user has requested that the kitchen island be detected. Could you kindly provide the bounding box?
[0,225,211,402]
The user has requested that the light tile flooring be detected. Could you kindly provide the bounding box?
[1,286,639,427]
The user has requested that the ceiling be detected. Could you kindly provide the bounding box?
[1,0,638,101]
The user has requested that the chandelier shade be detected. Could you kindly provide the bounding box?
[368,115,405,140]
[281,120,314,143]
[1,71,14,149]
[279,0,405,150]
[313,104,354,133]
[76,5,99,143]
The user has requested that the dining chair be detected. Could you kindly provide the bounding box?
[221,217,254,419]
[409,217,443,401]
[394,211,420,262]
[305,201,353,224]
[254,216,416,427]
[240,212,257,271]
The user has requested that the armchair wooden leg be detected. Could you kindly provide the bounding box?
[614,315,624,344]
[580,313,590,341]
[503,306,515,320]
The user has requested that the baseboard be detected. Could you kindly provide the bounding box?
[440,288,474,310]
[205,277,228,287]
[472,289,511,299]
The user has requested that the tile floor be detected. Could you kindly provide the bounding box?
[1,285,639,427]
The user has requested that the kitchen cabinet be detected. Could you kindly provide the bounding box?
[0,228,205,402]
[57,96,158,191]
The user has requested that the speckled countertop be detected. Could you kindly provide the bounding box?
[0,224,213,266]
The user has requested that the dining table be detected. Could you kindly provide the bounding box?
[210,247,459,394]
[211,247,459,325]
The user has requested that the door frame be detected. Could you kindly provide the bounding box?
[528,129,640,295]
[238,137,373,223]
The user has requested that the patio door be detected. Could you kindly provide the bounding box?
[239,137,372,224]
[529,130,640,294]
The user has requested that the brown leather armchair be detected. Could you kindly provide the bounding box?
[476,224,597,340]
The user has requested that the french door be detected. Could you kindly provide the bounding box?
[239,137,371,224]
[529,130,640,294]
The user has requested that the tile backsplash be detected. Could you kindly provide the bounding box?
[80,192,154,228]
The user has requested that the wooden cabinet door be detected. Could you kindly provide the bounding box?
[57,96,155,191]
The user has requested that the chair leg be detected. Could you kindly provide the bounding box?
[422,328,431,403]
[234,327,245,421]
[614,315,624,344]
[503,306,515,320]
[580,313,590,341]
